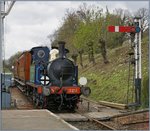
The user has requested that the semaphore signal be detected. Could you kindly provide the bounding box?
[108,17,142,107]
[108,25,141,33]
[108,26,136,33]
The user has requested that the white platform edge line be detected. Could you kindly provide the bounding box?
[45,110,79,130]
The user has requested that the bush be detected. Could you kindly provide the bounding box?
[142,75,149,108]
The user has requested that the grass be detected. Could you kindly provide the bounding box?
[78,36,148,108]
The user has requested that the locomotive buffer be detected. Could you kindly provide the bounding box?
[108,17,142,106]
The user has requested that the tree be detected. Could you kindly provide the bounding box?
[5,51,22,72]
[114,8,132,25]
[48,3,145,67]
[71,53,78,65]
[99,38,109,64]
[87,41,95,64]
[78,49,84,68]
[76,3,103,24]
[134,8,148,38]
[50,9,82,53]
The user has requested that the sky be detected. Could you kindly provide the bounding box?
[4,1,149,59]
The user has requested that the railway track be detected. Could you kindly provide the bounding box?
[59,98,149,130]
[10,87,34,110]
[73,108,149,130]
[107,109,149,130]
[75,110,116,130]
[11,87,149,130]
[57,96,126,130]
[80,96,129,111]
[72,96,123,130]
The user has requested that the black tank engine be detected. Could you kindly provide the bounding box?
[14,41,91,111]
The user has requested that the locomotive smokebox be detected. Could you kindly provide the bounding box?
[58,41,66,58]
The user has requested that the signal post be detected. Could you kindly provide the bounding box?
[108,17,142,106]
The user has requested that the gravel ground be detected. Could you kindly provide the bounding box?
[68,121,104,130]
[10,87,34,109]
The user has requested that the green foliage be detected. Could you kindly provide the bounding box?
[73,22,99,52]
[142,75,149,108]
[4,51,22,72]
[79,36,148,108]
[72,13,124,54]
[50,4,132,55]
[105,13,126,48]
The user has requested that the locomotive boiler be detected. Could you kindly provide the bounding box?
[14,41,91,111]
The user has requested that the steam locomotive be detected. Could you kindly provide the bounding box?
[14,41,91,111]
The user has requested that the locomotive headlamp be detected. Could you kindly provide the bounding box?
[79,77,87,86]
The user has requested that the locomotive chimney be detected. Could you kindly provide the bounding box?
[58,41,66,58]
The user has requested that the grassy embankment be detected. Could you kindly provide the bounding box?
[78,36,148,108]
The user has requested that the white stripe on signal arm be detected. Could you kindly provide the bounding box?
[115,26,119,32]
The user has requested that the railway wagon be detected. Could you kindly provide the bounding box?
[15,52,31,82]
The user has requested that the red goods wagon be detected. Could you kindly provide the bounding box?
[18,52,31,82]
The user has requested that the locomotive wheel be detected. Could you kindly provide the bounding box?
[34,98,43,109]
[36,98,40,106]
[26,90,30,96]
[32,95,36,104]
[38,102,44,109]
[33,98,39,109]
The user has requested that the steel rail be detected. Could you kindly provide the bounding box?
[110,108,149,119]
[81,96,128,110]
[122,119,149,125]
[76,110,116,130]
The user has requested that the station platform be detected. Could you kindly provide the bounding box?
[2,109,78,130]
